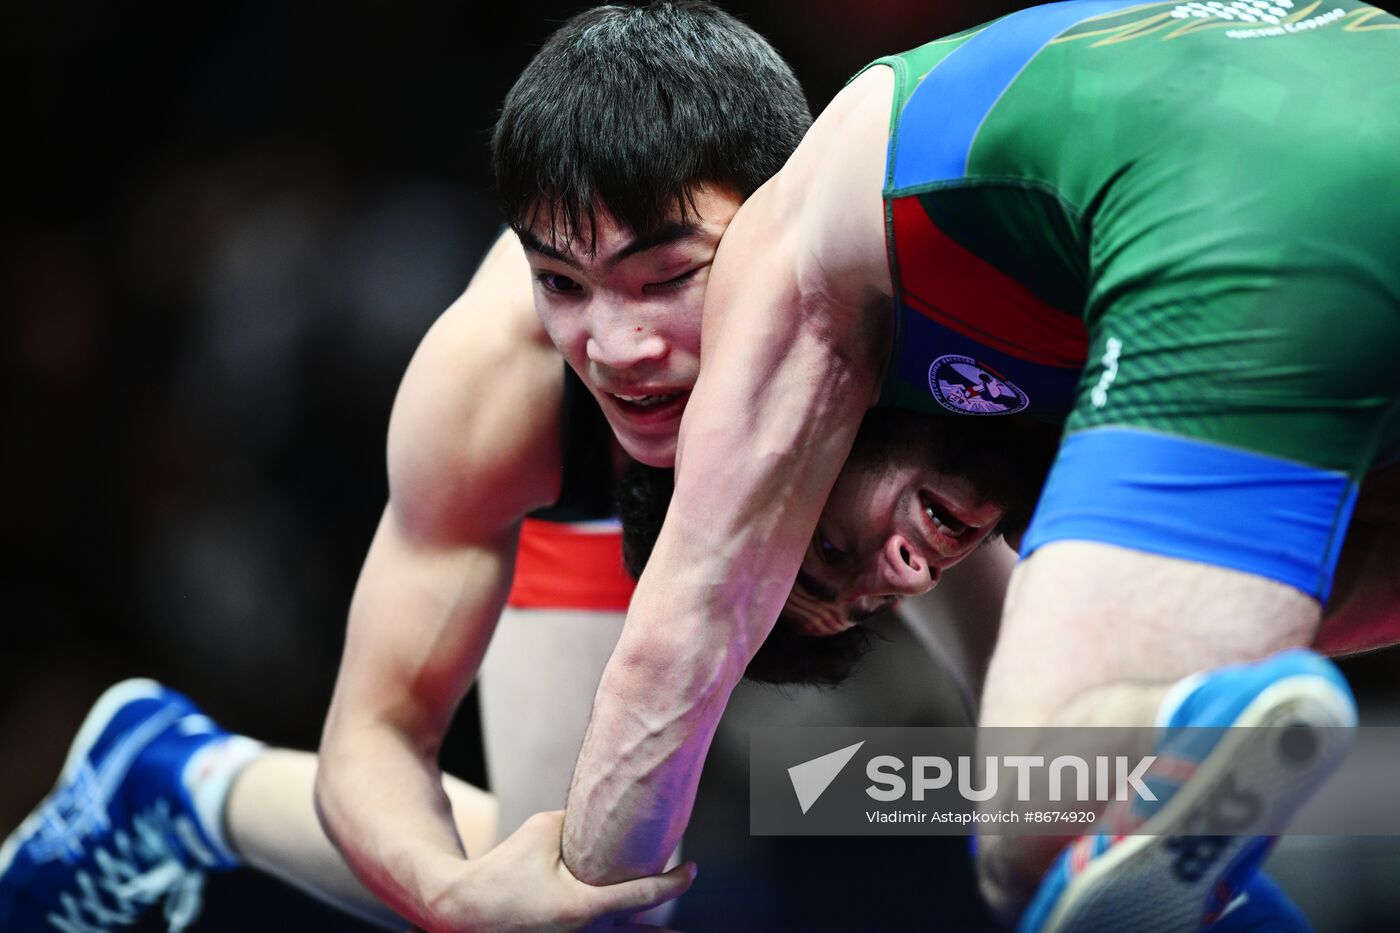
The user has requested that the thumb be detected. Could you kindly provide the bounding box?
[584,861,698,918]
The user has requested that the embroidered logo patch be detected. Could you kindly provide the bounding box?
[927,355,1028,416]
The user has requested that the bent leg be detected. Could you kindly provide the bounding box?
[479,606,627,839]
[0,682,498,931]
[977,542,1323,922]
[983,542,1320,728]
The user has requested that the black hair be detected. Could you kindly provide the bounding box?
[492,1,812,249]
[617,462,880,687]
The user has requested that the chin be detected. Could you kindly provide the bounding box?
[622,435,678,468]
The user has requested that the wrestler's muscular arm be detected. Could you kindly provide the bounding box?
[315,232,690,929]
[314,230,559,921]
[563,68,897,883]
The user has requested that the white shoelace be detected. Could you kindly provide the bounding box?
[46,798,207,933]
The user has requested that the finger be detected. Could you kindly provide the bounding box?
[583,862,697,918]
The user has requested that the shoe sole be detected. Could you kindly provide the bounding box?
[1039,673,1356,933]
[0,679,166,876]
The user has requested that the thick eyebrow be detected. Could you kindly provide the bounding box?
[608,220,703,266]
[517,229,579,268]
[517,220,704,272]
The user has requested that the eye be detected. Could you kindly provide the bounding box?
[536,272,582,295]
[644,267,701,293]
[815,530,843,565]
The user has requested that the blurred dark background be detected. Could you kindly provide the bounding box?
[4,1,1398,930]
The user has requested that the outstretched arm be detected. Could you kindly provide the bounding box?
[315,233,693,928]
[562,67,896,883]
[315,232,562,922]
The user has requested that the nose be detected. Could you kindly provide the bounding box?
[584,302,668,370]
[873,534,935,597]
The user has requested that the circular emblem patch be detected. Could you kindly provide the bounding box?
[927,355,1028,416]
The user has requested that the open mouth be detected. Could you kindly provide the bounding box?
[606,390,690,423]
[914,489,989,560]
[919,491,971,538]
[611,391,683,408]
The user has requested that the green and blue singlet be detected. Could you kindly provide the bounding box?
[869,0,1400,602]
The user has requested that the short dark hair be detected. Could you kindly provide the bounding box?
[492,2,812,248]
[617,462,880,687]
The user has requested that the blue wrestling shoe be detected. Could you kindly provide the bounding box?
[0,679,259,932]
[1019,649,1355,933]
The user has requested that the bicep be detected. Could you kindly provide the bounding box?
[325,246,560,745]
[327,392,545,747]
[330,505,520,746]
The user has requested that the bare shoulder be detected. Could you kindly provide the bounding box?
[791,65,894,182]
[778,66,895,306]
[386,228,564,545]
[713,65,893,382]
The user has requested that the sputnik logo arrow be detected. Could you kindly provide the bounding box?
[787,741,865,814]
